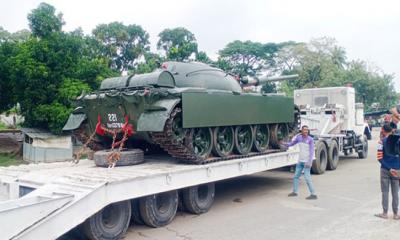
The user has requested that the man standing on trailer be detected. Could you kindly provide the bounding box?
[285,125,317,200]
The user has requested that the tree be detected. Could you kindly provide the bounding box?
[218,40,283,77]
[157,27,198,61]
[27,2,64,38]
[0,40,19,112]
[135,52,163,74]
[93,22,150,72]
[277,38,346,95]
[7,3,117,134]
[196,51,212,64]
[276,37,397,108]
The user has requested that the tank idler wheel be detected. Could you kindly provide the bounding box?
[269,123,290,149]
[170,109,186,144]
[189,128,213,159]
[311,141,328,174]
[139,190,179,228]
[252,124,270,152]
[182,182,215,214]
[234,125,254,155]
[82,200,131,240]
[327,140,339,170]
[212,126,234,157]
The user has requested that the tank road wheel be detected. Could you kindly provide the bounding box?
[190,128,213,159]
[270,123,290,148]
[234,125,254,155]
[327,140,339,170]
[212,126,234,157]
[311,141,328,174]
[82,200,131,240]
[252,124,270,152]
[139,190,179,228]
[182,182,216,214]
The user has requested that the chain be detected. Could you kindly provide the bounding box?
[73,116,132,168]
[72,130,97,164]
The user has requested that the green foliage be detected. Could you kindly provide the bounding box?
[0,41,19,112]
[93,22,150,72]
[196,51,212,64]
[0,121,7,130]
[135,52,163,74]
[1,3,117,134]
[58,78,91,104]
[32,102,71,134]
[157,27,198,61]
[219,40,281,77]
[27,2,64,38]
[277,37,396,110]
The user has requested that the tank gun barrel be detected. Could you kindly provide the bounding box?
[240,74,298,87]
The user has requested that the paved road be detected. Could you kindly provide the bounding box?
[125,130,399,240]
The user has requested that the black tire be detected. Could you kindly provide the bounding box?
[327,140,339,170]
[358,135,368,159]
[182,183,215,214]
[311,141,328,174]
[131,199,144,225]
[82,200,131,240]
[139,190,178,228]
[94,149,144,167]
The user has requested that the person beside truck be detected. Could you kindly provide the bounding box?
[285,125,318,200]
[375,124,400,220]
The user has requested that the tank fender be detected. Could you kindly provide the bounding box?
[62,113,87,131]
[137,98,180,132]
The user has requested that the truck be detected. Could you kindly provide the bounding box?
[294,87,369,174]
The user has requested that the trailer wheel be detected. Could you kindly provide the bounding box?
[131,199,144,225]
[139,190,178,228]
[327,141,339,170]
[94,149,144,167]
[82,200,131,240]
[311,141,327,174]
[182,183,215,214]
[358,135,368,159]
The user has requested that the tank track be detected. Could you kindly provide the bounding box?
[151,108,286,165]
[73,124,105,151]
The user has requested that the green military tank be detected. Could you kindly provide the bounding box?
[63,61,300,164]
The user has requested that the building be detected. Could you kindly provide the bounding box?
[22,128,72,163]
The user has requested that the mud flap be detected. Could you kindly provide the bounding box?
[137,99,180,132]
[63,113,87,131]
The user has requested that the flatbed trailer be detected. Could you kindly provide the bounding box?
[0,149,298,240]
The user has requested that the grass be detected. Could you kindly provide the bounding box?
[0,153,26,167]
[0,122,7,130]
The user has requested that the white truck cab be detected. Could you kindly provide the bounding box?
[293,87,368,174]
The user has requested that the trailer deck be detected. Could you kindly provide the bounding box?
[0,149,298,240]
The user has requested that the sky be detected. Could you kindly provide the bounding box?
[1,0,400,89]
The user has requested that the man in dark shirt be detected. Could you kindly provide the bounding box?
[375,124,400,220]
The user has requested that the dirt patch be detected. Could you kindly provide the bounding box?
[0,132,23,155]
